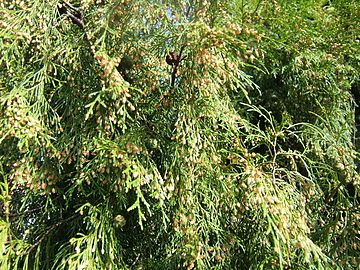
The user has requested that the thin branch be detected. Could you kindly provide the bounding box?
[170,45,186,87]
[185,4,192,21]
[335,206,360,213]
[23,213,80,255]
[0,193,64,218]
[57,1,95,57]
[271,135,278,183]
[130,253,141,269]
[252,0,263,15]
[61,0,79,12]
[325,183,341,204]
[58,1,84,29]
[66,11,85,29]
[0,206,44,218]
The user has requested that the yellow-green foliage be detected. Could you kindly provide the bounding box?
[0,0,359,269]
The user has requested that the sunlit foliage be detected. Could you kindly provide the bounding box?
[0,0,359,269]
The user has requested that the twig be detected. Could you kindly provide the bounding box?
[58,1,84,29]
[171,45,186,87]
[0,206,44,218]
[252,0,263,15]
[334,206,360,213]
[0,193,64,218]
[271,135,278,183]
[185,4,192,21]
[57,1,95,57]
[66,11,85,29]
[23,213,80,255]
[130,253,141,269]
[61,0,78,11]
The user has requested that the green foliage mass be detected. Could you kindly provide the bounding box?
[0,0,359,269]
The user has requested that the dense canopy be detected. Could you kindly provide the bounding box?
[0,0,359,269]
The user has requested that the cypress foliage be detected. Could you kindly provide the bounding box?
[0,0,359,269]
